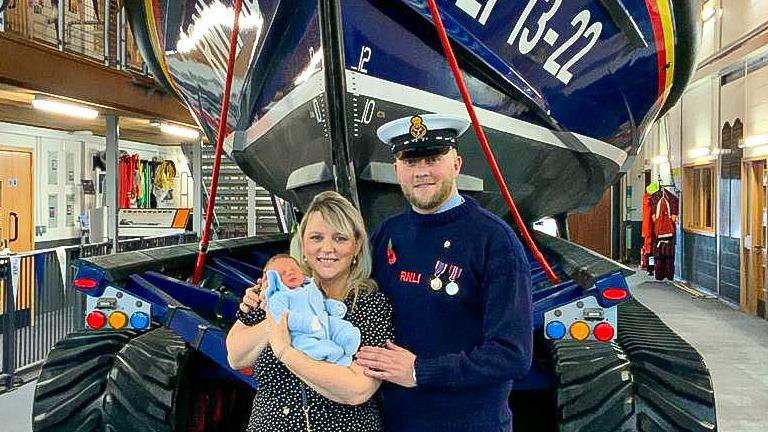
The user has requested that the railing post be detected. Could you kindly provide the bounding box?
[57,0,65,50]
[191,139,203,236]
[118,5,126,69]
[0,1,5,32]
[105,115,120,253]
[67,248,85,328]
[103,0,110,65]
[248,178,256,236]
[0,259,17,390]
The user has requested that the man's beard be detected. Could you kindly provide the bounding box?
[401,177,456,212]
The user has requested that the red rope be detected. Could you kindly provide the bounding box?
[191,0,244,284]
[425,0,560,285]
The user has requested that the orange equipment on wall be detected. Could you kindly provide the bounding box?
[652,188,679,281]
[640,191,653,270]
[118,154,138,208]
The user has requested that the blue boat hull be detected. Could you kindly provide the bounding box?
[231,90,622,227]
[125,0,697,225]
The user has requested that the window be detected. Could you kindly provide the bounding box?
[683,164,715,233]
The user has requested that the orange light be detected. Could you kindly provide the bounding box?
[569,321,590,341]
[108,311,128,329]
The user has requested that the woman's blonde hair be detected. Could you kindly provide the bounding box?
[290,191,377,310]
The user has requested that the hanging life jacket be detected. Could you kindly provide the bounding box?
[655,195,675,239]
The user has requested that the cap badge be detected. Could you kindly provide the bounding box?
[409,115,428,139]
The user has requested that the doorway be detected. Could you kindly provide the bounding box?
[742,160,767,316]
[0,149,34,252]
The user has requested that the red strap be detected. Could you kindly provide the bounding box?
[425,0,559,284]
[191,0,245,284]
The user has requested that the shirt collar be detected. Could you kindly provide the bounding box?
[435,191,464,213]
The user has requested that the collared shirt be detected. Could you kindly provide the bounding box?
[435,191,464,213]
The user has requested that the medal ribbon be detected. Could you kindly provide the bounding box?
[448,264,462,281]
[434,260,448,277]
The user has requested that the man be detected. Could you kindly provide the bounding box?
[356,113,533,431]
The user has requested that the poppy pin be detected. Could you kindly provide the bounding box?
[386,238,397,265]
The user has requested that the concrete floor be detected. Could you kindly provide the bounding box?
[629,272,768,432]
[0,380,34,432]
[1,274,767,431]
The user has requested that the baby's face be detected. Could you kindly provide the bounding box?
[267,258,305,288]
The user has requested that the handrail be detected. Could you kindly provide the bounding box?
[0,232,198,259]
[1,0,146,71]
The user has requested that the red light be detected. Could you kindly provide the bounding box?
[602,287,627,301]
[86,310,106,329]
[74,278,97,289]
[239,368,254,376]
[593,322,614,342]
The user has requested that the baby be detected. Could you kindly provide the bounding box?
[237,254,361,366]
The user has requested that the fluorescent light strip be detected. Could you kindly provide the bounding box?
[32,99,99,119]
[749,144,768,156]
[744,133,768,148]
[688,147,711,158]
[160,123,201,139]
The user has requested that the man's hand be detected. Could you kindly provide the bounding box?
[357,341,417,388]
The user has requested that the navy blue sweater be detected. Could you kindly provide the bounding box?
[371,196,533,431]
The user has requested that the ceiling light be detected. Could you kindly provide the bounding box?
[749,145,768,156]
[701,0,716,22]
[32,97,98,119]
[688,147,711,158]
[743,133,768,148]
[158,122,200,139]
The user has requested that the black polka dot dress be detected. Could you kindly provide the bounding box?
[245,290,394,432]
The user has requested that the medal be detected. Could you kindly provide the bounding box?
[431,260,448,291]
[430,277,443,291]
[445,282,459,295]
[445,265,463,296]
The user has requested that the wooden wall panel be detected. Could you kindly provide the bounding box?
[567,188,612,257]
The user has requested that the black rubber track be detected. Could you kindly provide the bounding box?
[550,339,635,432]
[617,299,717,432]
[32,329,137,432]
[103,327,191,432]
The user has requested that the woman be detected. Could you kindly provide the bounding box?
[226,191,394,432]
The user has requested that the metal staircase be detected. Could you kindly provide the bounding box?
[183,143,288,239]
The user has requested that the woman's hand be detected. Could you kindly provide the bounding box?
[240,277,265,313]
[265,311,291,361]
